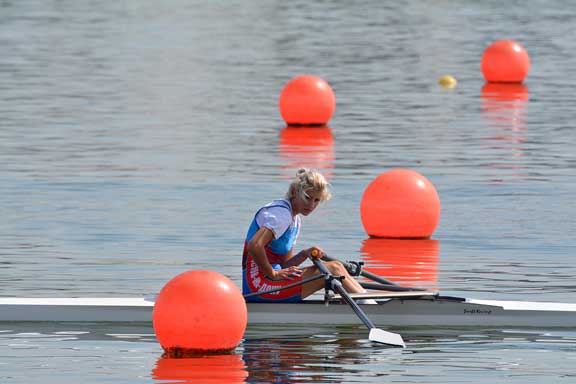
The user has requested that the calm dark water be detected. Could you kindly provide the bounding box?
[1,0,576,382]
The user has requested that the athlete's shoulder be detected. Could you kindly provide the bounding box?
[264,199,292,210]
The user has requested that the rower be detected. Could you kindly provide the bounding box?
[242,168,371,303]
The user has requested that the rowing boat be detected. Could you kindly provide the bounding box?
[2,292,576,328]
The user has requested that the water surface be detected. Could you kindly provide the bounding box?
[1,0,576,382]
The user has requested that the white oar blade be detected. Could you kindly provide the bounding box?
[369,328,405,348]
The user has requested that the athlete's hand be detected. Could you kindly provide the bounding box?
[308,247,325,260]
[272,266,303,281]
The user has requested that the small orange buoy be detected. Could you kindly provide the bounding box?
[360,169,441,239]
[279,75,336,126]
[481,40,530,83]
[153,270,247,356]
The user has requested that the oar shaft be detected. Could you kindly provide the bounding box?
[312,259,376,330]
[360,282,427,292]
[359,270,397,286]
[311,255,405,348]
[322,255,398,286]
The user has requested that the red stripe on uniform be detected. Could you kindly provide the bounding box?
[244,254,303,300]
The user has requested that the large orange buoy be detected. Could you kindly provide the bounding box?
[481,40,530,83]
[153,270,247,356]
[360,169,441,239]
[279,75,336,126]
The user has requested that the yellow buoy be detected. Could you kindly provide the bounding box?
[438,75,457,89]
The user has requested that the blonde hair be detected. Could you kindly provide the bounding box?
[286,168,332,202]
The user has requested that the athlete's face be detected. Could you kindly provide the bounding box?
[293,190,323,216]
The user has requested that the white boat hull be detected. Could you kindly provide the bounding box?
[249,298,576,327]
[1,296,576,328]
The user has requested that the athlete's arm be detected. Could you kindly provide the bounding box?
[283,246,325,268]
[247,227,302,280]
[283,249,306,268]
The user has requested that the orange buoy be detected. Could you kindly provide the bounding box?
[360,169,441,238]
[279,75,335,126]
[481,40,530,83]
[153,270,247,356]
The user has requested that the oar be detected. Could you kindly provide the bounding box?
[311,254,405,348]
[321,254,397,286]
[322,254,427,291]
[359,281,426,292]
